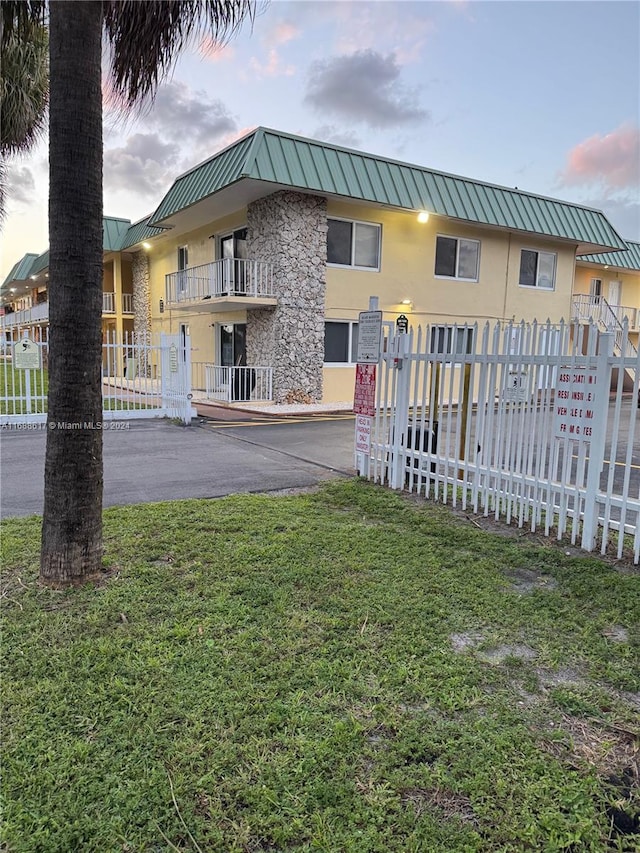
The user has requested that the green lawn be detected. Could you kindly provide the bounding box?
[0,364,48,415]
[2,480,638,852]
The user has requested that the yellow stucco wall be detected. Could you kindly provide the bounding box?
[143,193,587,404]
[574,264,640,329]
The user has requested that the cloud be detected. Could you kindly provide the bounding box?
[269,21,299,46]
[332,5,434,64]
[249,48,295,79]
[146,82,237,147]
[558,124,640,191]
[305,50,428,129]
[198,39,237,62]
[312,124,361,149]
[104,133,181,198]
[5,165,36,206]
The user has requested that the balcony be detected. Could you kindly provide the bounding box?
[102,292,115,313]
[165,259,277,312]
[0,301,49,330]
[122,293,134,314]
[572,294,638,330]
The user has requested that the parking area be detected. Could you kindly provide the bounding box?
[0,415,356,519]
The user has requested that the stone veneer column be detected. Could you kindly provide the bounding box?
[131,251,152,341]
[246,191,327,404]
[131,250,152,376]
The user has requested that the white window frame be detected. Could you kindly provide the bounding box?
[323,320,359,366]
[327,217,381,271]
[518,248,556,290]
[434,234,480,282]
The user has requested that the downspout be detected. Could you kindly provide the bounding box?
[502,232,512,321]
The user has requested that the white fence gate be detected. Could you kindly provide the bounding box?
[1,331,195,425]
[368,319,640,563]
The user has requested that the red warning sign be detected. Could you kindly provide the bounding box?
[354,363,376,416]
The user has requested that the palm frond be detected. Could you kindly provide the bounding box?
[0,14,49,155]
[103,0,258,108]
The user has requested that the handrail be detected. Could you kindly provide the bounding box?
[165,258,274,304]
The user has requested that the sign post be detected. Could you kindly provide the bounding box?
[13,336,42,415]
[354,298,382,475]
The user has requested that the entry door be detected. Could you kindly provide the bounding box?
[219,229,248,294]
[608,280,622,307]
[219,323,247,367]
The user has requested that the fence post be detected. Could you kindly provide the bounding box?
[389,329,412,490]
[581,331,613,552]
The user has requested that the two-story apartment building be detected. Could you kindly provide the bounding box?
[2,127,633,405]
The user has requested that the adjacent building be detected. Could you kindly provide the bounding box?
[2,127,636,405]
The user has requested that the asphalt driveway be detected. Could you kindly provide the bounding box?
[0,417,357,518]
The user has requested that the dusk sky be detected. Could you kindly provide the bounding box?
[2,0,638,282]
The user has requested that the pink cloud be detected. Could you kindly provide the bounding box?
[199,39,236,62]
[559,124,640,191]
[269,22,299,46]
[249,48,295,79]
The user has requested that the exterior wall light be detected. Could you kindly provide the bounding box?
[142,242,152,250]
[401,299,413,306]
[417,211,429,223]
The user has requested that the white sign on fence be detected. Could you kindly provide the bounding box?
[553,366,601,440]
[356,310,383,363]
[355,414,372,454]
[13,338,41,370]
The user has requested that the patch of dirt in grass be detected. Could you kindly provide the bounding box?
[536,665,587,689]
[541,714,639,778]
[602,625,630,643]
[400,787,478,825]
[450,631,485,652]
[477,643,538,664]
[506,567,558,593]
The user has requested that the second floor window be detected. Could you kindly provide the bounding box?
[434,235,480,281]
[519,249,556,289]
[327,218,380,269]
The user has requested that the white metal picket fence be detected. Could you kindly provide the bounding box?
[368,319,640,563]
[0,330,195,425]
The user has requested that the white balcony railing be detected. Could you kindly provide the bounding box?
[572,294,638,330]
[166,258,274,305]
[122,293,134,314]
[0,301,49,329]
[102,292,115,313]
[203,364,273,403]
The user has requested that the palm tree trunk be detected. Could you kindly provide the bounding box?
[40,1,104,586]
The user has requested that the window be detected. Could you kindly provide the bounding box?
[327,219,380,269]
[519,249,556,289]
[590,278,602,300]
[430,325,474,356]
[324,321,359,364]
[434,235,480,281]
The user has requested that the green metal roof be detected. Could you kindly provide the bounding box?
[577,240,640,272]
[103,216,132,251]
[120,215,167,250]
[1,253,39,287]
[149,127,627,253]
[150,132,257,223]
[30,250,50,276]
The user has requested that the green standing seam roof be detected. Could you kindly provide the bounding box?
[149,127,627,253]
[103,216,132,251]
[120,215,167,250]
[1,253,39,287]
[30,250,49,276]
[577,240,640,272]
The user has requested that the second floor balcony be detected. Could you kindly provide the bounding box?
[165,258,277,312]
